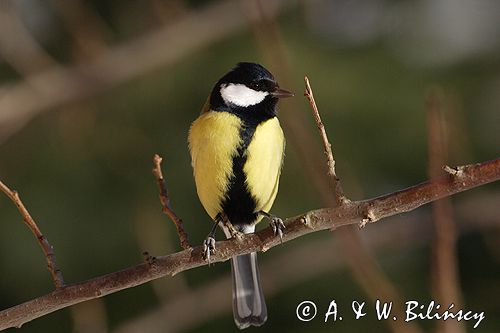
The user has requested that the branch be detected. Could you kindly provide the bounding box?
[304,76,347,206]
[152,154,190,249]
[1,157,498,330]
[0,181,64,288]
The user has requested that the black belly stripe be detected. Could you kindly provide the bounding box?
[215,97,278,228]
[221,121,258,228]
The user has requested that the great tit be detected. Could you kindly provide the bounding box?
[188,62,293,329]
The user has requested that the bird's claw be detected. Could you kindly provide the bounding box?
[203,236,216,263]
[224,221,245,240]
[270,216,285,242]
[259,210,286,242]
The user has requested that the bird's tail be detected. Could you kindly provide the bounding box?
[231,252,267,329]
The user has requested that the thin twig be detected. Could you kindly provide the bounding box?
[152,154,190,249]
[304,76,347,206]
[0,180,64,288]
[426,88,465,333]
[0,157,498,330]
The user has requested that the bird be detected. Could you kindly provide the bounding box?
[188,62,293,329]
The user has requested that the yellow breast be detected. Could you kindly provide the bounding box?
[188,111,285,224]
[188,111,242,219]
[244,117,285,214]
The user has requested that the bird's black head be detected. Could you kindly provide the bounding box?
[209,62,293,121]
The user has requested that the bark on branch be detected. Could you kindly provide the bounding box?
[0,157,498,330]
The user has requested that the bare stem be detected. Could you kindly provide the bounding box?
[304,76,347,206]
[0,181,64,288]
[152,154,190,250]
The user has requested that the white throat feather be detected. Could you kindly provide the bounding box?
[220,83,268,107]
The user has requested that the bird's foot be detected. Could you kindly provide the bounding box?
[221,216,245,240]
[230,229,245,240]
[270,216,285,241]
[202,236,216,263]
[259,211,285,242]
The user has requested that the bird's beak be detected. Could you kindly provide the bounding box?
[271,87,294,98]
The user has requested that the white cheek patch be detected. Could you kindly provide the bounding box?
[220,84,269,107]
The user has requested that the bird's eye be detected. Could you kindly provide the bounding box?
[250,82,261,90]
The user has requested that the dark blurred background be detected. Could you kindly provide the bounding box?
[0,0,499,332]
